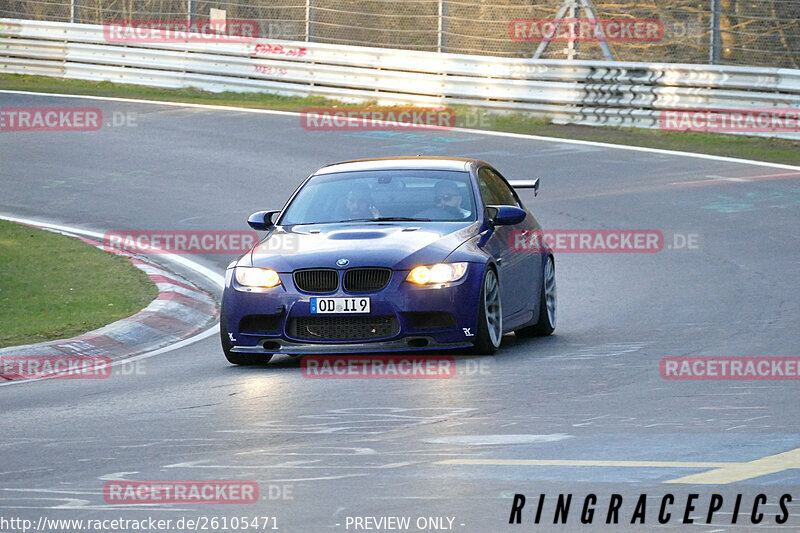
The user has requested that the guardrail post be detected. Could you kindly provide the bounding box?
[709,0,721,64]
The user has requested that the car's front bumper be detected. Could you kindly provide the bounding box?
[230,337,472,355]
[223,263,485,355]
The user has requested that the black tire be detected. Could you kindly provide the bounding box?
[515,255,556,338]
[471,266,503,355]
[220,304,273,365]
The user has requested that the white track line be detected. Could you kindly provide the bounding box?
[1,89,798,172]
[0,214,224,388]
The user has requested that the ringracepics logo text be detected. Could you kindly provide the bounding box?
[508,493,792,526]
[301,107,456,131]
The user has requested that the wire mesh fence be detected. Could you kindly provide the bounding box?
[0,0,797,68]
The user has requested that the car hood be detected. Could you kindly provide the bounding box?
[244,222,478,272]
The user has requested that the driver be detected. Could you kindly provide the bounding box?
[344,188,380,219]
[431,181,470,219]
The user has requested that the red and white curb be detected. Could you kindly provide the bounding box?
[0,220,220,383]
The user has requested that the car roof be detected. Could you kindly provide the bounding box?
[313,157,483,175]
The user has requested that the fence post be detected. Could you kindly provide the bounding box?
[305,0,312,42]
[709,0,721,64]
[437,0,444,53]
[70,0,77,23]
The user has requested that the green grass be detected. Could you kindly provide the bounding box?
[0,219,158,348]
[0,73,337,109]
[1,73,798,165]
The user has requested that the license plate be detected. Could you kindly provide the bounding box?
[310,297,370,314]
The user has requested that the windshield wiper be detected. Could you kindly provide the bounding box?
[340,217,431,223]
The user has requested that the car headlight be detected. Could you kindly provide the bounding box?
[407,263,468,285]
[235,267,281,288]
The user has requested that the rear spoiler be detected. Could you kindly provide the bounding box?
[508,178,540,197]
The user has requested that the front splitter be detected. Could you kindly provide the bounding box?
[230,337,472,355]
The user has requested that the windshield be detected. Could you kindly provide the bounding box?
[279,169,477,225]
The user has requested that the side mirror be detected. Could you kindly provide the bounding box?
[247,210,280,231]
[486,205,526,226]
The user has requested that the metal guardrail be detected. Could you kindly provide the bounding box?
[1,19,798,139]
[3,0,799,68]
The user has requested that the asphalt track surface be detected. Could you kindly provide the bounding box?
[1,92,799,533]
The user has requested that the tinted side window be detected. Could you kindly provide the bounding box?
[478,167,518,207]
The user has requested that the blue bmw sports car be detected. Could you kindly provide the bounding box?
[221,157,555,364]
